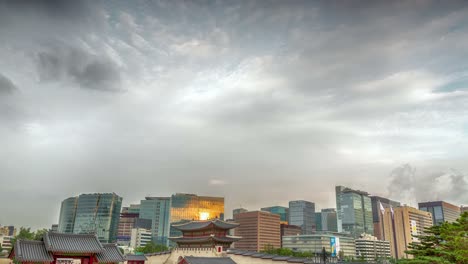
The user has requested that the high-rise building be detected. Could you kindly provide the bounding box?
[371,196,400,240]
[288,200,315,234]
[336,186,373,237]
[381,206,433,259]
[234,211,281,251]
[117,206,151,246]
[355,234,391,262]
[261,206,289,224]
[321,208,338,232]
[233,208,248,216]
[315,212,322,231]
[140,197,171,246]
[57,193,122,243]
[170,193,224,222]
[50,224,58,232]
[418,201,461,225]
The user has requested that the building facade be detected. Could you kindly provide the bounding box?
[282,233,356,258]
[0,226,16,237]
[418,201,461,225]
[0,235,13,252]
[321,208,338,232]
[140,197,171,245]
[117,208,151,246]
[57,193,122,243]
[355,234,391,262]
[336,186,373,237]
[130,228,152,249]
[280,224,302,247]
[461,206,468,214]
[171,193,224,222]
[261,206,289,224]
[381,206,433,259]
[232,208,248,216]
[288,200,315,234]
[234,211,281,251]
[371,196,400,240]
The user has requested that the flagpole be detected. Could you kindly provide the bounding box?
[391,206,398,260]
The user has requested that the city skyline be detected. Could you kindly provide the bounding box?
[1,1,468,230]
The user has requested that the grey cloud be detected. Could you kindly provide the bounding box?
[388,164,468,206]
[37,46,122,92]
[0,73,17,94]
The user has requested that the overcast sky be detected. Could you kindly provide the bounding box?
[1,0,468,230]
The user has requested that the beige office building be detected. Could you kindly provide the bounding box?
[355,234,391,261]
[234,211,280,251]
[381,206,433,259]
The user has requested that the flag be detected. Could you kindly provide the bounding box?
[379,202,385,215]
[390,205,394,218]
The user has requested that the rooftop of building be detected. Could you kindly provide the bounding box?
[171,219,239,231]
[9,232,125,263]
[418,201,461,210]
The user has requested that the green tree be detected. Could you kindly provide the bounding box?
[33,229,48,241]
[398,212,468,264]
[134,242,168,254]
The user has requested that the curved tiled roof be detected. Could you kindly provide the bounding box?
[287,257,307,263]
[183,256,237,264]
[171,219,239,231]
[44,232,104,253]
[13,240,54,263]
[126,254,148,261]
[169,235,241,243]
[272,256,291,261]
[96,244,125,263]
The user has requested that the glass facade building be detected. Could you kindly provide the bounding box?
[418,201,461,225]
[282,234,356,257]
[170,193,224,222]
[57,193,122,243]
[261,206,289,223]
[321,208,338,232]
[288,200,315,234]
[336,186,373,238]
[58,197,78,233]
[140,197,171,246]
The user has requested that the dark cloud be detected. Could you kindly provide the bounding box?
[37,46,122,92]
[0,73,17,94]
[0,0,94,20]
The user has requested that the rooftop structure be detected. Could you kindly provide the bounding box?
[9,232,125,264]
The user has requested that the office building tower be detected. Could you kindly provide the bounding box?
[233,208,248,216]
[418,201,461,225]
[336,186,373,237]
[234,211,280,251]
[57,193,122,243]
[371,196,400,240]
[0,226,15,237]
[288,200,315,234]
[140,197,171,245]
[381,206,433,259]
[170,193,224,222]
[261,206,289,224]
[321,208,338,232]
[117,206,151,246]
[315,212,322,231]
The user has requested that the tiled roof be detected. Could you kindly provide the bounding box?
[126,254,147,261]
[44,232,104,253]
[96,244,125,263]
[287,257,307,263]
[172,219,239,231]
[183,256,237,264]
[260,254,276,259]
[272,256,291,261]
[169,236,240,243]
[251,253,266,258]
[13,240,54,263]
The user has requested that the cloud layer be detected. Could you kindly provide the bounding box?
[0,0,467,229]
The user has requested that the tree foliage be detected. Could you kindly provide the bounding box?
[261,244,325,258]
[398,212,468,264]
[134,242,168,254]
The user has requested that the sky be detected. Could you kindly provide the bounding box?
[1,0,468,230]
